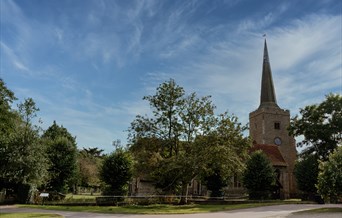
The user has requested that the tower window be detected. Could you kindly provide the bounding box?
[274,122,280,129]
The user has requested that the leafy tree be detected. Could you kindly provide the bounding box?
[128,79,250,204]
[243,151,276,200]
[317,146,342,203]
[201,112,250,198]
[0,83,48,203]
[130,79,185,157]
[100,149,133,196]
[78,147,103,188]
[294,155,319,200]
[43,122,78,193]
[289,94,342,160]
[0,78,17,134]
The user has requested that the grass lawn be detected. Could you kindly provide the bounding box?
[20,201,304,214]
[295,207,342,213]
[65,194,98,199]
[0,213,62,218]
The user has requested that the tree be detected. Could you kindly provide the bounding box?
[202,112,250,198]
[317,146,342,203]
[78,147,103,188]
[43,122,78,193]
[203,169,227,197]
[100,149,133,196]
[243,151,276,200]
[0,78,17,134]
[128,79,250,204]
[289,94,342,160]
[294,155,319,200]
[82,147,104,158]
[43,121,77,145]
[0,87,49,203]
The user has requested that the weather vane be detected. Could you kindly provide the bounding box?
[263,33,267,38]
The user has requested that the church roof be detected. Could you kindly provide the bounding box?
[250,144,287,167]
[259,39,279,109]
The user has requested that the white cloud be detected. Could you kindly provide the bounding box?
[1,41,30,72]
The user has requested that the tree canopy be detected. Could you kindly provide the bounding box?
[100,149,133,196]
[0,79,50,203]
[128,79,250,204]
[294,155,319,199]
[43,122,78,193]
[289,94,342,160]
[317,146,342,203]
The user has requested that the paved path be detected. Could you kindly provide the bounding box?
[1,204,341,218]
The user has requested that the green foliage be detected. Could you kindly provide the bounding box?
[317,146,342,203]
[44,137,77,192]
[77,148,103,188]
[0,82,49,203]
[43,121,77,146]
[243,151,276,200]
[128,79,250,204]
[289,94,342,160]
[43,122,78,193]
[100,149,133,196]
[0,96,49,187]
[204,169,227,197]
[0,79,17,135]
[294,155,319,198]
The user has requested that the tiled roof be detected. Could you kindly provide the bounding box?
[250,144,287,167]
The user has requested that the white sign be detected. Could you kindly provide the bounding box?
[39,193,49,197]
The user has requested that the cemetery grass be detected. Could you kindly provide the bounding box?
[20,201,304,214]
[1,213,62,218]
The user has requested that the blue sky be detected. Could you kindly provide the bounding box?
[1,0,341,153]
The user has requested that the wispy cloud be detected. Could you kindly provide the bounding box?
[2,0,340,152]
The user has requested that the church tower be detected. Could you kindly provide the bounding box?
[249,39,297,198]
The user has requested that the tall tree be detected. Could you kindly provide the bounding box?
[243,151,276,200]
[289,94,342,160]
[294,155,319,200]
[78,147,103,188]
[100,149,133,196]
[0,84,48,203]
[43,122,78,193]
[0,78,17,134]
[128,79,250,204]
[317,146,342,203]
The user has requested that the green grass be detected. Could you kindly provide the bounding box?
[20,201,303,214]
[295,207,342,214]
[0,213,62,218]
[65,194,98,200]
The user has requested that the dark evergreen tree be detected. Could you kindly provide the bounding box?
[243,151,275,200]
[43,122,78,193]
[100,149,133,196]
[294,155,319,200]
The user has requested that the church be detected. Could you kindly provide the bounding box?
[130,39,298,199]
[248,39,297,198]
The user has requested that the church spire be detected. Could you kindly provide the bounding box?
[259,39,279,108]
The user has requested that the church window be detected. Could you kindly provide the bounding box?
[274,122,280,129]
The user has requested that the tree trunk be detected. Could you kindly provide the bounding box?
[179,181,188,205]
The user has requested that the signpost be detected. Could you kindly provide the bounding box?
[39,193,49,205]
